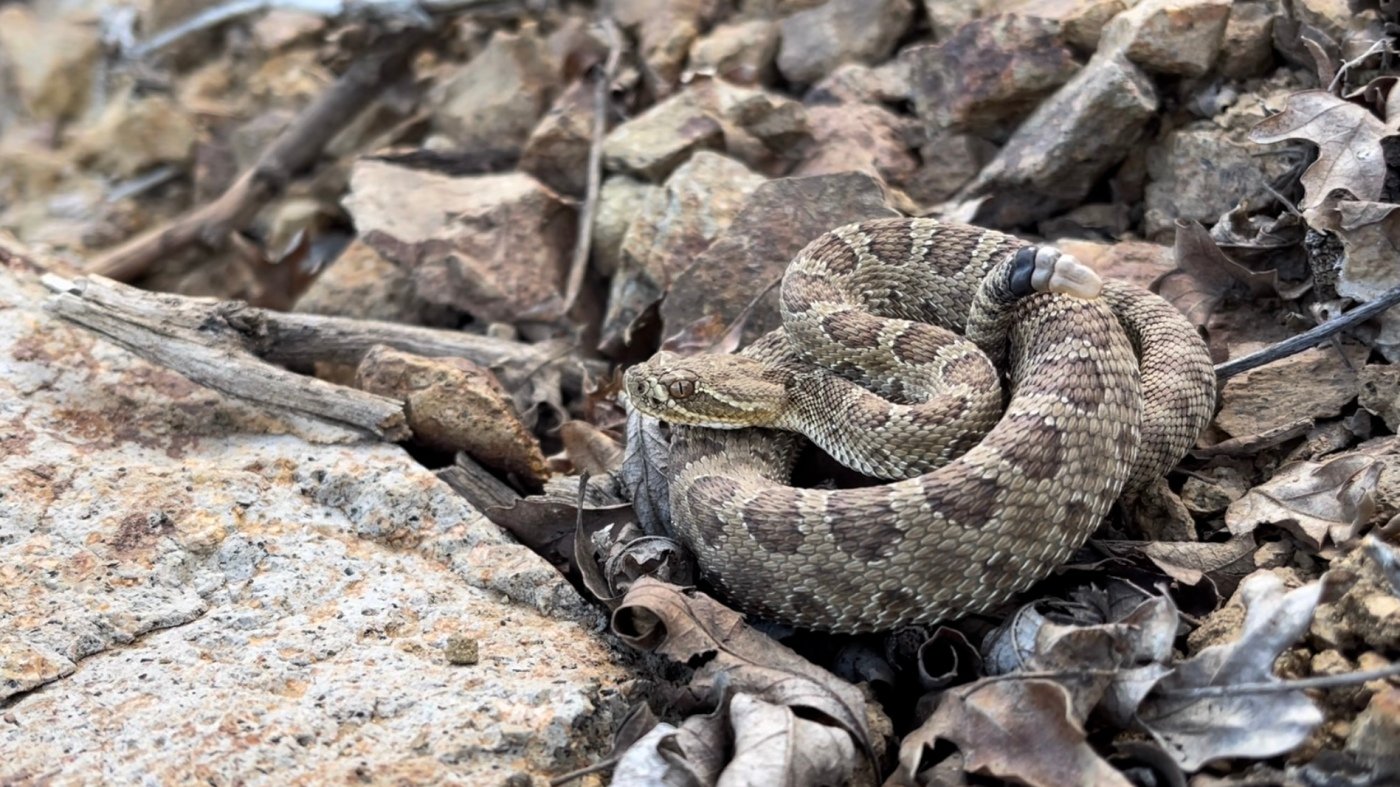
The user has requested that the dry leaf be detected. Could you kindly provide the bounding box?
[1137,573,1327,770]
[1329,200,1400,302]
[485,494,635,572]
[1249,90,1400,209]
[614,686,733,786]
[982,589,1179,728]
[620,407,672,535]
[1155,220,1287,327]
[892,679,1132,787]
[1226,440,1390,549]
[613,579,878,770]
[723,694,858,787]
[604,534,695,596]
[1100,534,1259,589]
[559,420,624,476]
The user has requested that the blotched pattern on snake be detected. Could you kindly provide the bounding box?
[625,218,1216,633]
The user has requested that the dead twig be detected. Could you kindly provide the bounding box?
[1214,281,1400,380]
[92,28,430,281]
[557,17,624,319]
[1155,663,1400,700]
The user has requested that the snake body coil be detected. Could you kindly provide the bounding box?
[625,219,1215,633]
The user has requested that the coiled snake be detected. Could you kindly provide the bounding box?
[625,219,1215,633]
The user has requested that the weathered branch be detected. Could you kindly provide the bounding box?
[43,274,410,439]
[41,274,594,438]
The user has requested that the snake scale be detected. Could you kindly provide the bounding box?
[625,218,1216,633]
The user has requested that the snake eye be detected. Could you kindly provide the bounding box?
[667,379,696,399]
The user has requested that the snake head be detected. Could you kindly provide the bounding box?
[623,352,788,428]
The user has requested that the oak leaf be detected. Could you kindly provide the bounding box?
[1249,90,1400,209]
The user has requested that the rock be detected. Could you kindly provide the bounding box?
[1346,687,1400,780]
[1360,364,1400,432]
[613,0,722,96]
[343,162,575,322]
[603,80,810,181]
[660,172,900,343]
[294,239,456,326]
[686,19,780,84]
[1038,202,1132,240]
[961,53,1158,227]
[921,0,988,39]
[903,131,996,205]
[792,103,918,187]
[601,153,765,353]
[603,88,725,181]
[1100,0,1233,77]
[808,60,913,105]
[593,176,659,277]
[1214,346,1367,438]
[355,347,549,481]
[707,80,812,175]
[1143,116,1292,240]
[909,15,1080,139]
[1217,1,1277,79]
[1293,0,1363,44]
[249,9,326,51]
[521,78,596,197]
[431,29,556,158]
[73,93,198,178]
[1000,0,1128,51]
[0,254,627,782]
[0,5,101,121]
[776,0,916,85]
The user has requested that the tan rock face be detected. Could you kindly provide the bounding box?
[0,5,101,121]
[0,259,628,783]
[687,19,780,84]
[431,29,557,157]
[777,0,916,85]
[909,14,1080,140]
[521,77,597,197]
[1100,0,1233,77]
[963,53,1158,227]
[342,162,576,322]
[355,346,550,482]
[602,152,766,353]
[660,171,900,344]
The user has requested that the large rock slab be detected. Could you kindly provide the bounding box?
[430,29,557,157]
[0,249,628,783]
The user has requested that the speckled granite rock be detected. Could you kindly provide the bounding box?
[0,248,630,784]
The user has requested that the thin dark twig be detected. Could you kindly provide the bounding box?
[559,17,624,318]
[1156,663,1400,700]
[1215,282,1400,380]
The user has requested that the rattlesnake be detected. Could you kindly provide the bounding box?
[625,219,1216,633]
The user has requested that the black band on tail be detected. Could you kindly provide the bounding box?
[1008,247,1038,298]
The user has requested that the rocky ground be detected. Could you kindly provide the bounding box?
[2,0,1399,785]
